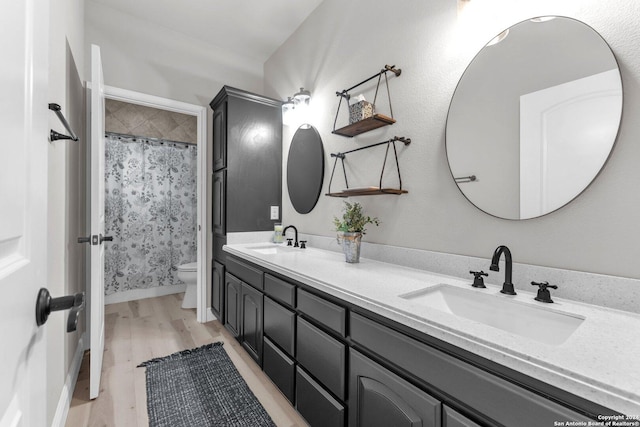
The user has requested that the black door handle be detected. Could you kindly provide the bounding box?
[100,235,113,243]
[35,288,85,332]
[77,236,91,244]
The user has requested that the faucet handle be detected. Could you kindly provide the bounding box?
[299,240,307,249]
[531,281,558,303]
[469,270,488,288]
[286,238,293,246]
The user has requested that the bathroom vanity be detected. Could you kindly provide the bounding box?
[221,242,639,427]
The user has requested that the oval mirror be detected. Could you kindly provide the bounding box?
[287,124,325,214]
[446,16,622,220]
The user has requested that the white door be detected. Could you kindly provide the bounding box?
[89,44,106,400]
[0,2,49,426]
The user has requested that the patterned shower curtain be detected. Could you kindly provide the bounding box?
[104,133,197,295]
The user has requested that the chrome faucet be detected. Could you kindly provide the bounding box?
[489,245,517,295]
[283,225,299,247]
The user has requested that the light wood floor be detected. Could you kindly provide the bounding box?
[66,293,308,427]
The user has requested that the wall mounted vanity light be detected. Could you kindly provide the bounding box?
[282,88,312,126]
[293,87,311,106]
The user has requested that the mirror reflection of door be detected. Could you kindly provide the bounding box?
[446,16,622,220]
[519,69,621,218]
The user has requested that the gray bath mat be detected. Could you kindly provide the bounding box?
[138,342,276,427]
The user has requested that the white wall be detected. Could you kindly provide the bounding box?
[47,0,86,424]
[265,0,640,280]
[84,0,264,106]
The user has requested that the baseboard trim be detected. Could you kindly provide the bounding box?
[105,284,187,305]
[51,332,85,427]
[206,307,217,322]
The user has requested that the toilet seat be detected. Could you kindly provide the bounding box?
[177,262,197,272]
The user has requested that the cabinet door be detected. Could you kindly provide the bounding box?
[224,273,241,337]
[349,349,441,427]
[211,261,224,319]
[213,170,226,236]
[241,282,264,365]
[225,97,282,232]
[443,406,481,427]
[212,101,226,171]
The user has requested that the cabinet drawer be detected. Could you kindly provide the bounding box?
[263,337,295,403]
[296,317,346,400]
[296,366,345,427]
[350,349,441,427]
[350,313,592,427]
[264,274,295,307]
[297,288,346,337]
[264,296,295,356]
[226,256,263,290]
[443,406,481,427]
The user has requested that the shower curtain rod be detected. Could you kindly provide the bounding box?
[105,131,197,147]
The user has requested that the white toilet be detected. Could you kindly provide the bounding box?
[177,262,198,309]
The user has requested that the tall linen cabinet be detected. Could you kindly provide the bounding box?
[210,86,282,351]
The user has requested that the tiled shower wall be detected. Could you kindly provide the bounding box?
[105,99,197,144]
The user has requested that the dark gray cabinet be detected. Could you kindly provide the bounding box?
[349,349,441,427]
[212,101,226,171]
[263,337,295,403]
[221,255,606,427]
[210,86,281,332]
[226,256,263,290]
[224,272,241,337]
[241,282,263,365]
[349,312,593,427]
[210,86,282,234]
[264,296,295,356]
[297,288,346,337]
[213,170,225,236]
[296,316,346,400]
[211,261,224,319]
[264,273,295,307]
[443,406,481,427]
[296,366,345,427]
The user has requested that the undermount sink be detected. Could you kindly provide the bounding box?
[248,244,299,255]
[399,284,585,345]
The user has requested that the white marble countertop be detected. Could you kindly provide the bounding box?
[224,242,640,415]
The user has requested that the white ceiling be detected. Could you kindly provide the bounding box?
[90,0,325,63]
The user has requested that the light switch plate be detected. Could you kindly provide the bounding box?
[270,206,279,220]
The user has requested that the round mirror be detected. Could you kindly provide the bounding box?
[446,16,622,220]
[287,125,325,214]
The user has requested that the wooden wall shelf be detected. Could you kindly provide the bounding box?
[332,114,396,138]
[326,187,408,197]
[325,137,411,198]
[332,65,401,138]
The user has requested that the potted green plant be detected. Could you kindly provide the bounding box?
[333,201,380,263]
